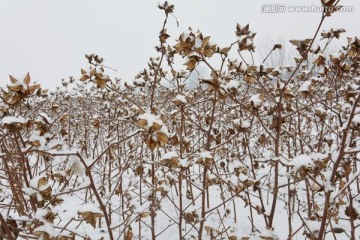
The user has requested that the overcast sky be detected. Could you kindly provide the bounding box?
[0,0,359,90]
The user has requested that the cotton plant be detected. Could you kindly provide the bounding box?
[1,1,360,240]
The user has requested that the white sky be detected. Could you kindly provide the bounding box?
[0,0,359,90]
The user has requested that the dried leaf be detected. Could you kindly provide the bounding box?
[138,211,151,218]
[161,157,179,169]
[321,0,336,7]
[125,227,133,240]
[80,75,90,81]
[31,140,41,147]
[157,132,168,146]
[273,44,282,50]
[184,211,198,224]
[9,75,18,84]
[160,29,170,43]
[151,122,162,132]
[94,78,107,89]
[345,206,359,220]
[33,231,51,240]
[138,119,148,128]
[184,59,197,71]
[244,74,256,84]
[220,47,231,55]
[333,227,345,234]
[24,72,31,85]
[202,36,211,47]
[28,84,40,94]
[38,177,48,188]
[289,39,300,46]
[343,163,352,177]
[40,186,52,200]
[259,237,274,240]
[80,211,104,228]
[8,85,22,92]
[90,68,96,76]
[147,137,157,151]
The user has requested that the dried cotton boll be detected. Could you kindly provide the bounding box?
[70,157,85,176]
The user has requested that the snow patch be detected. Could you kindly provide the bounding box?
[289,154,313,170]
